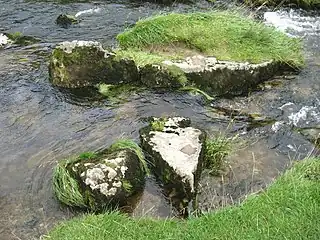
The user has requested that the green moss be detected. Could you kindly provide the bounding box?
[122,180,133,193]
[117,11,304,67]
[150,118,167,132]
[6,32,40,46]
[164,65,188,86]
[97,83,142,102]
[79,152,97,160]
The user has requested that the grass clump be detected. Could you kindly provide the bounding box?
[46,158,320,240]
[117,11,303,67]
[52,158,87,208]
[109,139,149,175]
[205,134,238,175]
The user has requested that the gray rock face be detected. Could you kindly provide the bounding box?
[140,117,206,215]
[141,55,281,96]
[49,40,139,88]
[70,149,145,210]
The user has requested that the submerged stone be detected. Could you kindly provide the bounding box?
[1,32,40,47]
[140,117,206,215]
[56,14,79,28]
[49,41,139,88]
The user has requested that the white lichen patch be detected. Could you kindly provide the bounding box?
[56,40,114,59]
[84,167,105,190]
[112,181,122,188]
[163,55,273,74]
[120,166,128,176]
[149,120,203,192]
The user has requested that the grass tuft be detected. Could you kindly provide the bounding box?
[205,134,238,175]
[117,11,304,67]
[52,159,87,208]
[109,139,149,175]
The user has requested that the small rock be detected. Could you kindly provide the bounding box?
[70,149,146,210]
[56,14,79,28]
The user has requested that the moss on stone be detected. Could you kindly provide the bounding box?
[150,118,167,132]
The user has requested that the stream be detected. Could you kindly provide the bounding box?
[0,1,319,240]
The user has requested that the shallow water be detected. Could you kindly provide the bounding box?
[0,2,319,239]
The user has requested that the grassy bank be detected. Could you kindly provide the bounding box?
[116,11,303,67]
[46,158,320,240]
[245,0,320,9]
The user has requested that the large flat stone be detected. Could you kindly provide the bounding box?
[140,117,206,215]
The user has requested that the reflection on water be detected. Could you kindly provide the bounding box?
[0,2,319,240]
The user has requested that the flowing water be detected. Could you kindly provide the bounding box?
[0,1,319,239]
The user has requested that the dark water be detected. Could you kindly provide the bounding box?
[0,1,319,239]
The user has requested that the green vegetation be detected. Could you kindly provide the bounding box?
[108,139,149,175]
[122,180,133,193]
[150,118,167,131]
[98,83,142,102]
[245,0,320,9]
[179,86,214,101]
[47,158,320,240]
[5,32,40,46]
[205,134,238,175]
[117,11,303,67]
[52,158,87,208]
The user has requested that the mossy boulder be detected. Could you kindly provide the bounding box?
[140,117,206,215]
[56,14,79,28]
[140,55,282,96]
[52,141,146,211]
[49,40,139,88]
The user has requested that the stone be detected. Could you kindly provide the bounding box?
[49,40,139,88]
[56,14,79,28]
[140,55,281,96]
[140,117,206,215]
[70,149,145,210]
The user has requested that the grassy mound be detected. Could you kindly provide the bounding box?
[245,0,320,9]
[117,11,303,67]
[47,158,320,239]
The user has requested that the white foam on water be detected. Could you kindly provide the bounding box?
[264,10,320,36]
[0,33,10,46]
[75,8,101,17]
[288,106,320,126]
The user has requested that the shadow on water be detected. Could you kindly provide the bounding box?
[0,1,319,239]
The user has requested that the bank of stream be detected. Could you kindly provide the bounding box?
[0,1,319,239]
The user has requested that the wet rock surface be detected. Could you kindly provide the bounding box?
[69,149,145,210]
[49,40,139,88]
[140,117,206,215]
[161,55,283,96]
[56,14,79,28]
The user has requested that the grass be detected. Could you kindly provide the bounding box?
[108,139,149,175]
[52,158,87,208]
[46,158,320,239]
[150,118,167,131]
[205,134,238,175]
[117,11,304,67]
[245,0,320,9]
